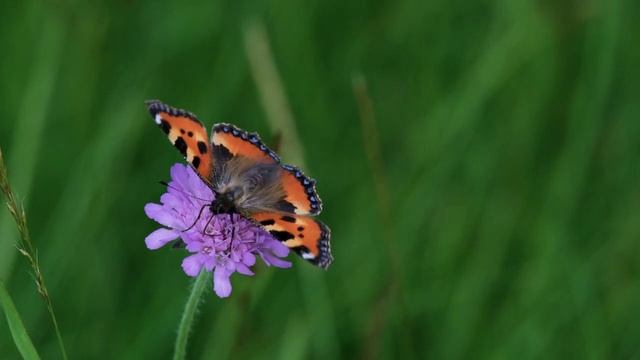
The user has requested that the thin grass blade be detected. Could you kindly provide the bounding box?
[0,282,41,360]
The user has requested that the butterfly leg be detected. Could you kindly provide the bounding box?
[201,213,216,235]
[230,213,236,240]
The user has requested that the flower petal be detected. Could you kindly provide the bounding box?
[267,239,290,257]
[181,254,204,277]
[213,266,233,297]
[260,252,292,269]
[145,228,179,250]
[243,252,256,267]
[160,192,182,208]
[186,166,206,195]
[170,164,191,190]
[235,262,254,276]
[185,241,203,253]
[187,167,215,201]
[203,256,217,272]
[144,203,180,228]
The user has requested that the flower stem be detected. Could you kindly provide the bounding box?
[173,270,210,360]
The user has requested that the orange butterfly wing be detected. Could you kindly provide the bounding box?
[279,164,323,215]
[146,100,213,182]
[252,212,332,269]
[211,123,280,164]
[211,124,322,215]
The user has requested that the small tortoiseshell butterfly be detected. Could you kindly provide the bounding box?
[145,100,333,269]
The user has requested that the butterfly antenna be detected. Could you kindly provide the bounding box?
[159,180,210,202]
[182,203,209,232]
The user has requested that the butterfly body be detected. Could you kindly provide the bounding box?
[146,100,333,269]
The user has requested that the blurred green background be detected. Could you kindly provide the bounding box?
[1,0,639,358]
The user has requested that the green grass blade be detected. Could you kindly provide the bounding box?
[0,282,41,360]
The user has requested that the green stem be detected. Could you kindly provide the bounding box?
[173,270,210,360]
[46,301,67,360]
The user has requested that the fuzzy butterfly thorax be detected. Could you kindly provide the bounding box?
[213,157,286,213]
[146,100,333,269]
[210,191,237,215]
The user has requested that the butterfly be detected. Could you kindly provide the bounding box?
[145,100,333,269]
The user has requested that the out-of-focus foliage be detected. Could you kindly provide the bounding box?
[1,0,639,358]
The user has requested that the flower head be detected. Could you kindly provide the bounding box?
[144,163,291,297]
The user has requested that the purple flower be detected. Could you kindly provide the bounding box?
[144,163,291,297]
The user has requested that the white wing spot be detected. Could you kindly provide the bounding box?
[302,252,315,259]
[154,114,162,125]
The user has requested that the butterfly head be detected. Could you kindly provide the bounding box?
[211,189,240,215]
